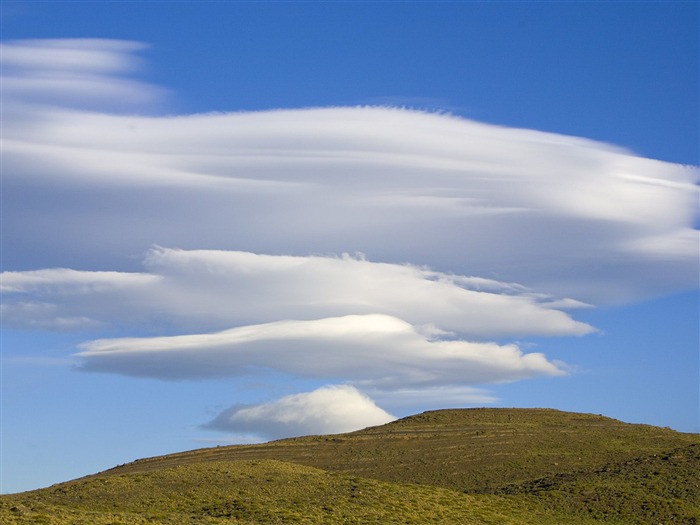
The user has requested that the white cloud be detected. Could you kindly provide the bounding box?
[0,39,163,111]
[0,301,101,331]
[365,385,499,413]
[3,38,699,440]
[0,268,159,294]
[3,99,696,302]
[206,385,396,439]
[1,248,593,338]
[4,249,577,395]
[4,41,698,306]
[75,313,565,386]
[204,384,498,440]
[1,38,145,73]
[1,267,162,331]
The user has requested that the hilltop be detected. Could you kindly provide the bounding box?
[2,408,699,524]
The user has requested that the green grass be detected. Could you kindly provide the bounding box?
[101,408,699,492]
[499,443,700,524]
[0,459,610,524]
[3,408,699,524]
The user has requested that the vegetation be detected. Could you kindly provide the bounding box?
[2,408,699,524]
[0,459,606,524]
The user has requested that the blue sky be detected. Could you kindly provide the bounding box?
[1,1,698,494]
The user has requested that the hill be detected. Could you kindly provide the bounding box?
[2,408,699,524]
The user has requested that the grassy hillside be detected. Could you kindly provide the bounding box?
[97,408,700,492]
[0,459,610,525]
[3,408,699,524]
[499,443,700,523]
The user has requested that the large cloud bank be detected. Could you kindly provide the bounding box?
[4,39,698,304]
[2,39,698,439]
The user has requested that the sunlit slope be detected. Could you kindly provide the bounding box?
[100,408,700,492]
[2,408,699,524]
[0,459,603,525]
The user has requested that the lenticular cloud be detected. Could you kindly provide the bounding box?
[4,103,697,302]
[3,249,575,385]
[0,39,162,110]
[2,38,699,438]
[3,41,697,303]
[3,246,590,337]
[75,313,565,384]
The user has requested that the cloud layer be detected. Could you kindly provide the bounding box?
[3,40,698,304]
[1,247,593,337]
[3,249,571,388]
[3,248,573,434]
[75,313,564,385]
[2,38,698,438]
[0,39,162,110]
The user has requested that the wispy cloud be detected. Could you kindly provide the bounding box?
[1,39,163,110]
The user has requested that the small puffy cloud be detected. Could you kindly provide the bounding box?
[206,385,396,439]
[75,314,565,386]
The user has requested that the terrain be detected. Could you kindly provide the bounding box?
[2,408,699,524]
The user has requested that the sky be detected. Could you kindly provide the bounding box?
[1,1,698,495]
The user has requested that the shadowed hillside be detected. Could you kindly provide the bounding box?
[2,408,699,524]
